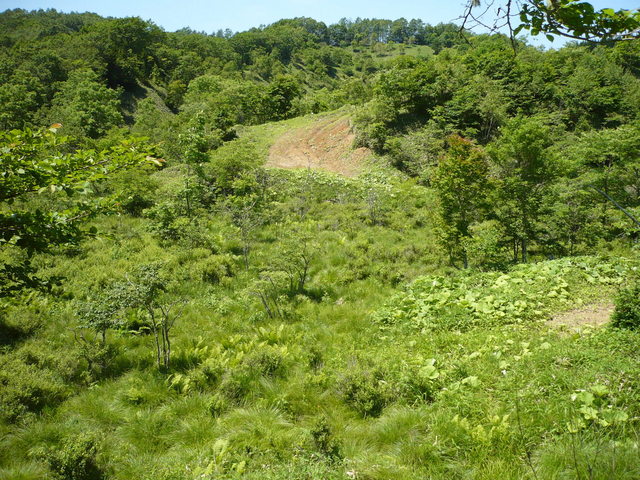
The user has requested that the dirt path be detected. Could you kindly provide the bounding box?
[267,114,371,177]
[548,302,614,331]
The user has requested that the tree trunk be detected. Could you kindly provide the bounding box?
[185,177,192,219]
[163,323,171,370]
[148,309,161,370]
[243,244,250,271]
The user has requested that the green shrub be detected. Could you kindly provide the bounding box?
[144,202,183,241]
[168,350,228,394]
[464,220,511,271]
[111,169,159,217]
[0,358,69,422]
[244,345,289,378]
[122,386,146,405]
[310,416,342,460]
[197,254,236,284]
[193,357,227,387]
[398,358,441,403]
[611,279,640,330]
[307,346,324,370]
[219,366,255,401]
[0,313,41,348]
[338,366,390,418]
[37,434,103,480]
[207,394,228,417]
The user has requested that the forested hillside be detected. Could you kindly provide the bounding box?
[1,7,640,480]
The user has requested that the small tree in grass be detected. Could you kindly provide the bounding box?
[222,195,265,270]
[76,294,121,377]
[272,222,318,295]
[79,265,183,371]
[115,265,183,371]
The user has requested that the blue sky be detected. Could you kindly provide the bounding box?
[1,0,637,41]
[3,0,465,32]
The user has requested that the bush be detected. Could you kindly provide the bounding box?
[244,345,289,378]
[0,308,42,348]
[145,202,183,241]
[0,358,69,422]
[197,254,236,284]
[219,366,255,401]
[338,366,390,418]
[611,279,640,330]
[464,220,511,271]
[111,169,159,217]
[397,358,441,403]
[37,434,103,480]
[207,394,228,417]
[310,416,342,460]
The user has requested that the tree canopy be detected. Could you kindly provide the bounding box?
[462,0,640,43]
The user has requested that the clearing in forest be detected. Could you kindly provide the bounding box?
[266,112,372,177]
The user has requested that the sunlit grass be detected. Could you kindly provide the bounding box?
[2,155,639,479]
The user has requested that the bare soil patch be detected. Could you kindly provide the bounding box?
[548,302,614,331]
[267,114,371,177]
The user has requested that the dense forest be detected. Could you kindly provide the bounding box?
[1,6,640,480]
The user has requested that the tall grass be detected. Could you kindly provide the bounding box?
[2,150,640,479]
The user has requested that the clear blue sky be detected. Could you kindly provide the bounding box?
[0,0,637,40]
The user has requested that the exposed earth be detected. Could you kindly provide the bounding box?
[549,302,614,331]
[267,113,372,177]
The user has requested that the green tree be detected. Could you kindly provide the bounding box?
[205,137,262,196]
[75,265,182,371]
[542,182,600,256]
[264,74,302,120]
[432,135,491,268]
[561,51,639,129]
[87,17,164,88]
[178,112,210,217]
[109,265,183,371]
[0,73,40,130]
[48,69,123,139]
[222,195,265,270]
[611,277,640,330]
[0,126,156,297]
[180,74,264,130]
[462,1,640,43]
[375,57,439,115]
[271,222,318,294]
[443,74,509,143]
[490,115,557,262]
[561,123,640,236]
[76,293,122,377]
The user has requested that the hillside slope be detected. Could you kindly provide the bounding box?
[266,112,372,177]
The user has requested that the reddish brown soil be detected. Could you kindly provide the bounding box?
[267,115,371,177]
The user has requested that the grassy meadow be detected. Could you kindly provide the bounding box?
[1,117,639,480]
